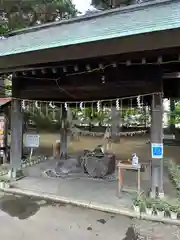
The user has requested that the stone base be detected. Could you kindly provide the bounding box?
[149,191,156,198]
[8,168,24,181]
[159,192,165,199]
[149,191,164,199]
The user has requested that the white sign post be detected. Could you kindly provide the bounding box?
[151,143,163,159]
[25,134,40,160]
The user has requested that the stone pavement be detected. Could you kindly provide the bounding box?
[6,167,175,221]
[0,193,179,240]
[11,176,134,211]
[2,157,175,225]
[23,157,176,197]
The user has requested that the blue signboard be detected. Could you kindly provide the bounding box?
[151,143,163,159]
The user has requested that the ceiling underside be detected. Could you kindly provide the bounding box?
[12,65,164,102]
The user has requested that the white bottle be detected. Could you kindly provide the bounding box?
[132,153,139,167]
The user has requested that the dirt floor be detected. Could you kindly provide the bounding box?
[32,132,180,165]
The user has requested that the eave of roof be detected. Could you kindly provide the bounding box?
[0,98,11,107]
[0,0,180,58]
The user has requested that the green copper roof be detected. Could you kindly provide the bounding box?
[0,0,180,57]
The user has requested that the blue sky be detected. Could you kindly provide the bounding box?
[73,0,92,13]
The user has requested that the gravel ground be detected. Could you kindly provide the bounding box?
[0,193,179,240]
[134,219,180,240]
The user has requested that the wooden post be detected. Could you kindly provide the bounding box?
[111,107,119,143]
[60,106,68,159]
[170,98,175,134]
[150,93,164,198]
[118,167,123,197]
[10,99,22,178]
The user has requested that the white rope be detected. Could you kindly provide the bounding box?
[35,101,40,109]
[64,102,68,111]
[21,100,26,110]
[49,101,56,109]
[12,92,161,104]
[80,102,84,111]
[116,98,120,111]
[97,101,101,112]
[137,96,141,109]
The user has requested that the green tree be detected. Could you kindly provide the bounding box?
[91,0,112,9]
[169,100,180,126]
[0,0,78,98]
[91,0,146,10]
[0,0,78,33]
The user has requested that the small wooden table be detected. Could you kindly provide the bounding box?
[117,161,141,198]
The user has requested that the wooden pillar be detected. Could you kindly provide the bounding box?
[144,106,147,128]
[111,107,119,142]
[60,106,68,159]
[10,99,22,178]
[170,99,175,134]
[150,93,164,198]
[67,108,73,144]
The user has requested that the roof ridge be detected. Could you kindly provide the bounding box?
[7,0,178,37]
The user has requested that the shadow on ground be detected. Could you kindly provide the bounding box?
[0,195,65,220]
[122,226,139,240]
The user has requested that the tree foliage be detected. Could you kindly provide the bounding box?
[0,0,78,34]
[0,0,78,99]
[169,101,180,125]
[91,0,112,9]
[91,0,148,9]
